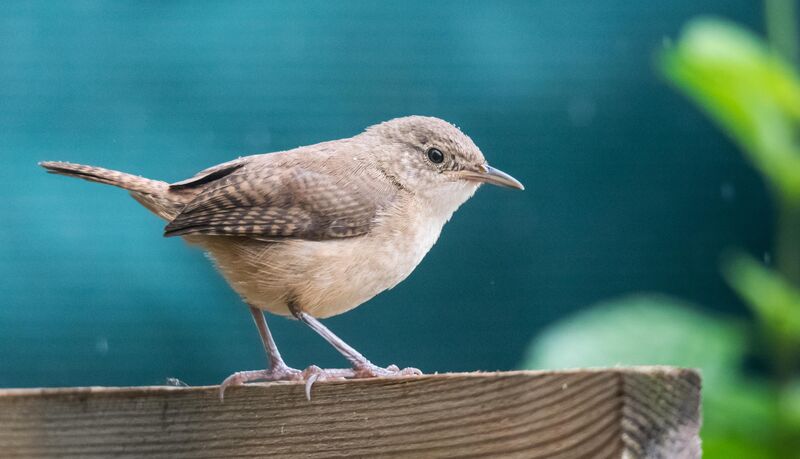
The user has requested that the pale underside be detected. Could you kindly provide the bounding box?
[188,196,445,318]
[162,143,478,318]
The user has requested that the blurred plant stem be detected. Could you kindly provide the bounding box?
[761,8,800,421]
[765,0,800,391]
[723,252,800,382]
[766,0,799,67]
[777,199,800,286]
[767,0,800,287]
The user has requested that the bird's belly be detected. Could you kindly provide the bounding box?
[198,219,443,319]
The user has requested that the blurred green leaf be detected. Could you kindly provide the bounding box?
[704,380,788,458]
[521,294,744,387]
[702,435,775,459]
[783,380,800,431]
[520,294,789,457]
[723,251,800,347]
[660,18,800,202]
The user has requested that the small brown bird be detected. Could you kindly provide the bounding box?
[41,116,523,398]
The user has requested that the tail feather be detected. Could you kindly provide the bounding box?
[40,161,182,220]
[40,161,168,195]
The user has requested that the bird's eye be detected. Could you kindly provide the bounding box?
[426,148,444,164]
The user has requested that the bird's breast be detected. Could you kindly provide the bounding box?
[289,207,446,318]
[201,200,455,319]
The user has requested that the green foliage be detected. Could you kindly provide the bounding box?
[723,251,800,356]
[660,18,800,203]
[522,295,796,457]
[522,295,744,387]
[523,15,800,458]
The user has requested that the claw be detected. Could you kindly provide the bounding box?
[353,363,423,378]
[305,372,320,401]
[401,367,423,376]
[218,365,303,401]
[300,365,354,401]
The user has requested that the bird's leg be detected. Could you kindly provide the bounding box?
[250,305,290,370]
[291,307,421,378]
[219,306,304,399]
[220,306,360,401]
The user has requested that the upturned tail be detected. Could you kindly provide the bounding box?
[40,161,182,220]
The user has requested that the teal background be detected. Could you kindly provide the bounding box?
[1,1,770,387]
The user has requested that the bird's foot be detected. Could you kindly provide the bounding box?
[219,363,422,401]
[299,364,422,400]
[219,364,302,400]
[352,362,423,378]
[300,365,359,401]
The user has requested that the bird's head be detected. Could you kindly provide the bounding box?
[363,116,523,213]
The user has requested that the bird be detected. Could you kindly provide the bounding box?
[40,115,524,399]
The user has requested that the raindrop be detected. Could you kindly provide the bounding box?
[720,183,736,202]
[95,337,109,356]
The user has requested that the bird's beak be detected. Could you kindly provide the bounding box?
[457,164,525,190]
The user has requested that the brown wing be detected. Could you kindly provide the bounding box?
[163,161,388,240]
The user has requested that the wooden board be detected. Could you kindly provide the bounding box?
[0,367,700,458]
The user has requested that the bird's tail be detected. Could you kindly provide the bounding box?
[40,161,181,220]
[40,161,167,195]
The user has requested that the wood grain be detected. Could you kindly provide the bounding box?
[0,367,700,458]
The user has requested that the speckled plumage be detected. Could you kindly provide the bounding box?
[42,116,500,319]
[42,116,523,392]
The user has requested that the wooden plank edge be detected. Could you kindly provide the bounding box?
[0,366,696,397]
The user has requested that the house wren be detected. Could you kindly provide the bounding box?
[41,116,524,398]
